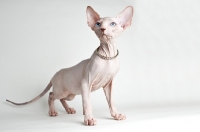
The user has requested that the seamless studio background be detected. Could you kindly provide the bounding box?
[0,0,200,132]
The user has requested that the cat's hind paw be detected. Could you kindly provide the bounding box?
[66,108,76,114]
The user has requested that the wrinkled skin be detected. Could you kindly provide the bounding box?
[6,6,133,126]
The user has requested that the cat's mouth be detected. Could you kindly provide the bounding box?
[102,34,112,39]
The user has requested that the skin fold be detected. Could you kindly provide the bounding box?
[6,6,134,126]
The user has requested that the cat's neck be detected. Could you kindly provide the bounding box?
[97,39,118,58]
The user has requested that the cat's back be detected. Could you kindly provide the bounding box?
[52,58,90,80]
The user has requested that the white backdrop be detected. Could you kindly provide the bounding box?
[0,0,200,132]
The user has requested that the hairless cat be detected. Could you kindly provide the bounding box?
[6,6,134,126]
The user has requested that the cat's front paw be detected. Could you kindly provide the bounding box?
[49,109,58,117]
[112,113,126,120]
[84,117,97,126]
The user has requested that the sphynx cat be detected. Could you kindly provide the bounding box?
[6,6,134,126]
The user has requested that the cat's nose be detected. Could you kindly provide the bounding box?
[101,28,106,32]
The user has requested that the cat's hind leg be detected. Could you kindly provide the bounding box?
[60,94,76,114]
[48,92,58,116]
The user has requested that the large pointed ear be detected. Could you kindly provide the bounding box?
[86,6,100,30]
[117,6,134,29]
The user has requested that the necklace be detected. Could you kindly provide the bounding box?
[95,47,119,60]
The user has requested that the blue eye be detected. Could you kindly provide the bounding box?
[110,22,116,26]
[95,22,101,27]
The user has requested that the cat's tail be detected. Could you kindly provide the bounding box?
[6,82,52,105]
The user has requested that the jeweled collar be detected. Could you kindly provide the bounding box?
[95,47,119,60]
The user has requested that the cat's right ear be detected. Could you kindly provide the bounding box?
[86,6,100,30]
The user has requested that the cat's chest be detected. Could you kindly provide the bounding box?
[91,74,113,91]
[90,58,119,91]
[92,56,119,75]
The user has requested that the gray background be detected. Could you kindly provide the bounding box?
[0,0,200,131]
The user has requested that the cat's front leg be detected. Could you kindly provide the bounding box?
[81,80,97,126]
[103,81,126,120]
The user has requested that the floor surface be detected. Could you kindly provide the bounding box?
[1,102,200,132]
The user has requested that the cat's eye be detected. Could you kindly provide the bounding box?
[95,22,101,27]
[110,22,116,26]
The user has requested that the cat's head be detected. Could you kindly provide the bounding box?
[86,6,134,42]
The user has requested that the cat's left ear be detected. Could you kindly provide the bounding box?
[86,6,100,30]
[117,6,134,30]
